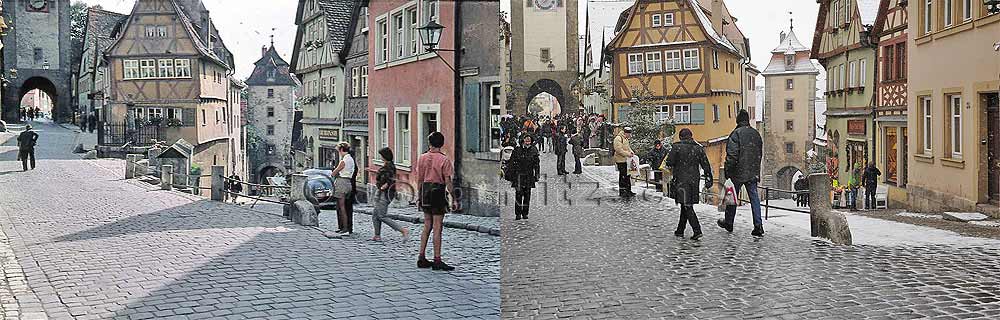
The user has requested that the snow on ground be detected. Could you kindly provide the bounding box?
[582,164,1000,248]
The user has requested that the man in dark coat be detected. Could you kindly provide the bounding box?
[553,126,569,175]
[508,134,540,220]
[718,110,765,237]
[862,162,881,211]
[569,130,584,174]
[793,176,808,207]
[17,124,40,171]
[664,128,713,240]
[645,141,668,191]
[88,113,98,133]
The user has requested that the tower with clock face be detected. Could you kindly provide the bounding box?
[1,0,73,123]
[510,0,579,116]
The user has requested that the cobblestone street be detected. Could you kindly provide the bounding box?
[501,152,1000,319]
[0,121,499,320]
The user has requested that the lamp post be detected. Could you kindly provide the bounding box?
[418,12,465,211]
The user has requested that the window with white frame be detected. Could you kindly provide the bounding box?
[924,0,933,34]
[131,107,146,120]
[843,0,850,25]
[360,7,369,33]
[167,108,182,122]
[158,59,174,78]
[713,105,720,122]
[175,59,191,78]
[645,52,662,73]
[123,60,140,79]
[682,49,700,70]
[393,13,405,59]
[849,61,857,87]
[377,19,388,63]
[949,94,962,158]
[651,14,662,27]
[419,109,440,153]
[833,0,841,26]
[395,111,411,165]
[148,107,163,120]
[944,0,953,27]
[859,59,866,86]
[423,0,439,23]
[921,96,932,154]
[361,66,368,96]
[140,59,156,78]
[627,53,643,75]
[663,13,674,26]
[351,67,360,97]
[407,7,419,56]
[963,0,972,21]
[320,78,327,97]
[713,50,719,69]
[839,64,845,90]
[145,26,166,38]
[490,85,502,151]
[656,105,671,123]
[664,50,682,71]
[376,111,389,151]
[674,104,691,124]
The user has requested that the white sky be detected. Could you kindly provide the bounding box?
[80,0,299,80]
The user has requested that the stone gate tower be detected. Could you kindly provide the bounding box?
[1,0,73,123]
[510,0,579,115]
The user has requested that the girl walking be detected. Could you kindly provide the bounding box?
[372,147,410,242]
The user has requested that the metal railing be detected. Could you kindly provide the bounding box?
[220,175,291,208]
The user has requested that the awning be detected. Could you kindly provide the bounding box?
[875,115,907,123]
[824,108,871,117]
[342,126,369,134]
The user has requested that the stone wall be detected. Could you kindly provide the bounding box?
[907,184,977,214]
[246,85,295,179]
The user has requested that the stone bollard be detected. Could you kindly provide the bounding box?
[808,173,853,245]
[291,200,318,226]
[286,174,309,223]
[211,165,225,201]
[125,154,136,179]
[161,165,173,191]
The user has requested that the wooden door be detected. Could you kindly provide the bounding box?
[987,94,1000,201]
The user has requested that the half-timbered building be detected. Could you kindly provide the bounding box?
[77,8,127,126]
[810,0,878,184]
[290,0,358,169]
[606,0,749,177]
[106,0,238,179]
[872,0,908,207]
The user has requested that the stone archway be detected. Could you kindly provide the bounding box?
[525,79,569,116]
[256,165,284,184]
[775,166,803,193]
[17,77,60,119]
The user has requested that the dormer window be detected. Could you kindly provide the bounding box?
[784,54,795,71]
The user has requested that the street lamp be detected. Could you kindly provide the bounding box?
[42,60,50,70]
[986,0,1000,14]
[417,20,455,72]
[9,68,17,79]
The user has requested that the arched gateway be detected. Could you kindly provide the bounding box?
[1,0,74,123]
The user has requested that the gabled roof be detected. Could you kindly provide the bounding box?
[608,0,738,55]
[109,0,231,69]
[290,0,360,72]
[82,8,128,74]
[246,46,299,86]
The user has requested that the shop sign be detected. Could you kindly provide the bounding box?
[318,128,340,141]
[848,120,866,136]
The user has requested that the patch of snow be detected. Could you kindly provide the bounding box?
[942,212,990,222]
[970,221,1000,228]
[897,212,942,219]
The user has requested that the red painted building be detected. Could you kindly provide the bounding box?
[367,0,456,193]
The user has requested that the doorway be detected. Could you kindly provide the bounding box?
[986,93,1000,202]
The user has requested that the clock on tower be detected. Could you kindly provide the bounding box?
[26,0,49,13]
[530,0,562,11]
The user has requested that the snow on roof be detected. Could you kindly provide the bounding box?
[771,29,809,54]
[686,0,737,53]
[583,1,632,70]
[857,0,879,25]
[762,55,821,75]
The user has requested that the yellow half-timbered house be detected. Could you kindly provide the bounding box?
[106,0,237,178]
[606,0,749,177]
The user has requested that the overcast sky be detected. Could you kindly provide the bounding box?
[80,0,299,79]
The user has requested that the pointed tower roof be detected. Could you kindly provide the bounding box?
[771,28,809,54]
[246,45,298,86]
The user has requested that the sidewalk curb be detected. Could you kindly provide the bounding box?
[354,207,500,236]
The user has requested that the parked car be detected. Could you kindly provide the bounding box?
[0,120,7,132]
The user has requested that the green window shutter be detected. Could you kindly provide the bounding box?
[182,108,196,126]
[691,103,705,124]
[464,83,481,153]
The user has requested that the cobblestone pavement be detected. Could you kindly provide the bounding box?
[0,121,498,320]
[501,152,1000,319]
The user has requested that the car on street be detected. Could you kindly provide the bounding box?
[302,168,337,209]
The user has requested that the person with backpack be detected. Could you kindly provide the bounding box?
[415,132,458,271]
[372,147,410,242]
[508,134,540,220]
[18,124,39,171]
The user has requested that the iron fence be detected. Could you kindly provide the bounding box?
[99,120,162,147]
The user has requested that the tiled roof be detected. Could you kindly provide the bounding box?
[86,8,128,52]
[246,46,299,86]
[770,28,809,54]
[685,0,737,53]
[171,0,232,68]
[317,0,357,54]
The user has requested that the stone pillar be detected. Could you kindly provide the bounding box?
[289,174,308,202]
[808,172,852,245]
[211,165,225,201]
[161,165,173,191]
[125,154,136,179]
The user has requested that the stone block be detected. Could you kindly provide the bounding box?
[82,150,97,159]
[290,200,318,226]
[808,173,852,245]
[942,212,989,222]
[73,144,85,154]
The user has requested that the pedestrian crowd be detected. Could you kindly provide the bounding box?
[19,106,43,122]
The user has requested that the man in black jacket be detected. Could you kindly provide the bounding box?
[18,124,40,171]
[554,126,569,175]
[862,162,881,211]
[717,110,765,237]
[664,129,713,240]
[645,141,668,191]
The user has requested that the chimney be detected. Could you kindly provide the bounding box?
[711,0,723,36]
[202,11,212,50]
[779,31,786,43]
